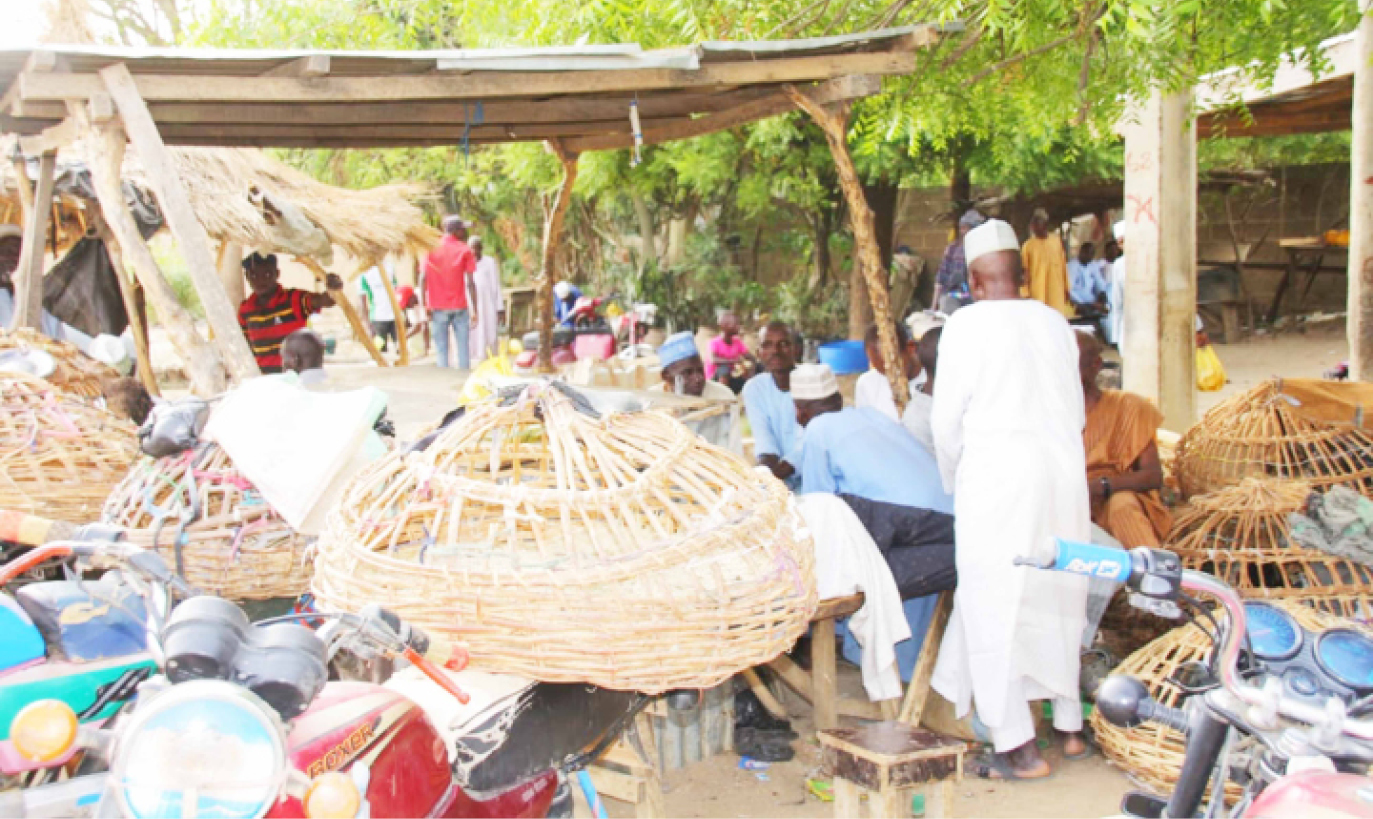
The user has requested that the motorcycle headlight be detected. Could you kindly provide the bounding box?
[111,680,288,819]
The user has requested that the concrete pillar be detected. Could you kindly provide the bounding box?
[1349,1,1373,380]
[1121,88,1197,430]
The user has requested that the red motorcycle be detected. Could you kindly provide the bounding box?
[1024,539,1373,818]
[0,539,647,819]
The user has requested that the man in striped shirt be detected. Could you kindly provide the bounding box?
[237,252,342,373]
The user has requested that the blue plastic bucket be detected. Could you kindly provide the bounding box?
[817,340,869,375]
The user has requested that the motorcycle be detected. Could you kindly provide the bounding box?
[0,540,650,818]
[1021,539,1373,818]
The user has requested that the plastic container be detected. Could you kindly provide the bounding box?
[573,333,616,362]
[817,340,869,375]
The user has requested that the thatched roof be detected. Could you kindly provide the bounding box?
[2,137,439,263]
[157,147,439,264]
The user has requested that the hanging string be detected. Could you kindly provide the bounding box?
[629,95,643,167]
[461,101,486,164]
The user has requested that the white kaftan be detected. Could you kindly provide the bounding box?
[468,255,503,363]
[929,298,1091,752]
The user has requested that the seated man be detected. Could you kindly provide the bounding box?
[855,321,922,422]
[281,328,328,386]
[792,362,957,681]
[901,327,940,454]
[653,331,740,453]
[742,321,802,488]
[237,253,341,374]
[1078,333,1170,546]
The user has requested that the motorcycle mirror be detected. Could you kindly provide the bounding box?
[1096,675,1151,728]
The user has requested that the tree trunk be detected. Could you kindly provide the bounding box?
[631,190,657,271]
[950,156,972,211]
[540,141,580,371]
[848,262,872,340]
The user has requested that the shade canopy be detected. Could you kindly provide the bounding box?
[0,25,950,151]
[1197,32,1355,138]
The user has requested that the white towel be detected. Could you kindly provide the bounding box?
[797,493,911,701]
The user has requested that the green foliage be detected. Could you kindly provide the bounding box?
[1199,133,1354,172]
[609,230,774,331]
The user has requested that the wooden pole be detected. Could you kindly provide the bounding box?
[76,115,226,395]
[294,256,389,367]
[786,85,907,411]
[89,208,159,397]
[13,152,56,330]
[1120,88,1197,429]
[217,240,245,307]
[539,140,579,372]
[11,158,34,225]
[100,62,260,383]
[1350,0,1373,380]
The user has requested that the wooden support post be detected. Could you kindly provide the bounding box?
[13,152,56,330]
[1350,0,1373,380]
[100,62,260,383]
[1120,88,1197,429]
[812,614,839,731]
[90,208,159,397]
[217,241,245,307]
[75,114,226,395]
[899,591,953,725]
[539,140,579,372]
[11,157,34,224]
[787,85,906,411]
[294,256,389,367]
[741,668,789,721]
[375,261,410,365]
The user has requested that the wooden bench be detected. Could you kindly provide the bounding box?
[758,590,953,731]
[819,724,964,818]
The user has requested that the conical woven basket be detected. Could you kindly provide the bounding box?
[1092,602,1360,801]
[102,443,313,600]
[312,383,817,693]
[0,329,117,399]
[1175,378,1373,499]
[0,373,138,523]
[1170,478,1373,620]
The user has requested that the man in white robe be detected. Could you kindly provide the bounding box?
[930,218,1091,780]
[468,237,503,363]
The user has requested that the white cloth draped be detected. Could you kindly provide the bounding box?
[928,299,1091,752]
[469,255,502,362]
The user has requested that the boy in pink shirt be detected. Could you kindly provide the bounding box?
[708,312,754,393]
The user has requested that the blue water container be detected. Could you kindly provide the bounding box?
[817,340,869,375]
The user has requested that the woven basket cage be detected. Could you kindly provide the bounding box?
[1170,478,1373,621]
[1092,602,1363,801]
[1175,378,1373,499]
[0,329,117,399]
[102,443,313,600]
[0,373,138,524]
[312,383,817,693]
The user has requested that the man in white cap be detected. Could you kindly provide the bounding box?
[653,331,735,401]
[930,217,1090,780]
[553,280,582,327]
[792,362,957,681]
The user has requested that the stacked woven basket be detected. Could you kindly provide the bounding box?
[312,383,816,693]
[0,372,138,524]
[0,329,117,400]
[102,443,313,600]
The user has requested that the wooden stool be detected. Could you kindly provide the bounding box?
[819,724,964,818]
[586,712,665,818]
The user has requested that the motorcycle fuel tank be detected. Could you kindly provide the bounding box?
[1244,771,1373,818]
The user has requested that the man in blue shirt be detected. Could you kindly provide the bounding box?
[1068,242,1109,316]
[742,321,802,489]
[553,280,583,327]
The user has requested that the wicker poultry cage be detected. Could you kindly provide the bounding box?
[1175,378,1373,499]
[0,329,116,400]
[1170,478,1373,620]
[0,373,138,523]
[102,443,313,600]
[312,382,817,693]
[1092,602,1359,801]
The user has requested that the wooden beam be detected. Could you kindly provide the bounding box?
[295,256,389,368]
[88,93,115,124]
[100,62,261,383]
[74,111,227,396]
[566,74,881,152]
[152,117,689,142]
[786,84,907,411]
[18,117,79,155]
[262,55,331,77]
[18,52,916,103]
[12,152,55,330]
[89,208,159,397]
[539,140,579,371]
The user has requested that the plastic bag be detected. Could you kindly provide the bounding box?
[1196,344,1226,392]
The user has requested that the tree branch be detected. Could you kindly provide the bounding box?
[966,31,1078,85]
[939,22,986,68]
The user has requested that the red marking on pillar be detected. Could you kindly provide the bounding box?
[1127,194,1157,225]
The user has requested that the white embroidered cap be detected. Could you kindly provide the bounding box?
[791,363,839,401]
[964,219,1020,266]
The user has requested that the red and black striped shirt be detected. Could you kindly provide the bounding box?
[237,286,321,373]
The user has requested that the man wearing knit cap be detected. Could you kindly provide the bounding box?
[652,331,735,401]
[792,362,957,678]
[930,218,1091,780]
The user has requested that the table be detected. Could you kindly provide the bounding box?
[1265,237,1348,324]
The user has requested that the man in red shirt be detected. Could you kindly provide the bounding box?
[419,215,481,369]
[237,252,342,373]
